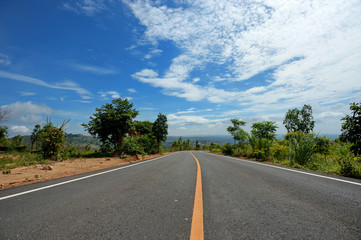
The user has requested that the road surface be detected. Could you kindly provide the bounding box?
[1,151,360,239]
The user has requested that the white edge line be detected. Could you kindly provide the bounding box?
[0,153,176,201]
[205,152,361,187]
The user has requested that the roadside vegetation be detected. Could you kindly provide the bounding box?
[1,101,360,180]
[0,98,169,174]
[218,103,361,179]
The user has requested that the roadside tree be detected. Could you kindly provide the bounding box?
[82,98,139,155]
[341,102,361,155]
[38,120,69,159]
[31,124,41,150]
[227,118,247,146]
[283,104,315,133]
[152,113,168,153]
[251,121,278,140]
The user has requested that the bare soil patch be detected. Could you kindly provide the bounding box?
[0,153,172,190]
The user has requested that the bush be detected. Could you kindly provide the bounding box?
[287,132,315,165]
[61,145,81,160]
[222,143,234,156]
[339,157,361,178]
[122,136,145,156]
[38,120,69,159]
[270,143,289,161]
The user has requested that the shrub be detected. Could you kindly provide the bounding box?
[222,143,234,156]
[38,120,69,159]
[270,143,289,161]
[287,132,315,165]
[122,136,145,156]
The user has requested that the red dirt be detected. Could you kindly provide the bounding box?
[0,153,172,190]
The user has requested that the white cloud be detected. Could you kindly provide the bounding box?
[1,101,54,128]
[61,0,109,16]
[144,48,163,59]
[9,125,31,135]
[20,92,36,96]
[2,101,53,119]
[128,88,137,93]
[127,0,361,112]
[99,91,120,99]
[192,78,200,83]
[69,63,118,75]
[0,53,11,66]
[0,70,91,97]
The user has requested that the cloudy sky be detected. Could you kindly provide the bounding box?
[0,0,360,137]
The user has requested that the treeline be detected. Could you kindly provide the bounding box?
[220,103,361,179]
[0,98,168,172]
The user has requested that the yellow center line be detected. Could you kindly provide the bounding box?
[190,152,204,240]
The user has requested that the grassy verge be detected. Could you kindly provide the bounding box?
[1,152,49,173]
[209,142,361,179]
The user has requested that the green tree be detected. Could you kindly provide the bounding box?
[39,120,69,159]
[195,140,201,150]
[152,113,168,153]
[134,120,153,135]
[183,139,191,150]
[227,118,246,146]
[210,142,215,152]
[178,137,183,151]
[283,104,315,133]
[0,126,8,146]
[10,135,23,147]
[251,121,278,160]
[31,124,41,150]
[251,121,278,140]
[0,108,9,147]
[82,98,139,155]
[341,102,361,155]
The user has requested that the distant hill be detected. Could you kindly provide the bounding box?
[163,135,234,148]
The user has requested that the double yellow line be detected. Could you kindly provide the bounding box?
[190,152,204,240]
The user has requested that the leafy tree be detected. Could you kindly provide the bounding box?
[152,113,168,153]
[82,98,139,155]
[341,102,361,155]
[10,135,23,147]
[31,124,41,150]
[227,118,246,146]
[251,121,278,140]
[283,104,315,133]
[0,126,8,142]
[210,142,215,152]
[0,108,9,147]
[195,140,201,150]
[178,137,183,151]
[134,120,153,135]
[250,121,278,160]
[183,139,191,150]
[171,140,180,151]
[39,120,69,159]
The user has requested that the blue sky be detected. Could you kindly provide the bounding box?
[1,0,360,137]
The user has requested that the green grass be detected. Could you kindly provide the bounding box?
[0,152,49,171]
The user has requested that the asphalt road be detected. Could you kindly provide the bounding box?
[1,151,361,239]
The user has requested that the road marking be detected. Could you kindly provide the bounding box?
[0,153,176,201]
[207,152,361,187]
[190,152,204,240]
